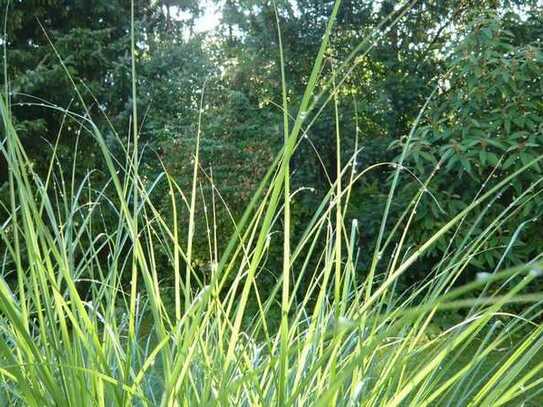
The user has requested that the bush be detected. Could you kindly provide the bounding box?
[398,10,543,272]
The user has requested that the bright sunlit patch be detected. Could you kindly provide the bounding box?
[171,0,221,33]
[196,1,221,33]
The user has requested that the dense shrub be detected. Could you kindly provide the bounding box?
[398,9,543,272]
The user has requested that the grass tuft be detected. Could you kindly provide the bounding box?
[0,1,542,405]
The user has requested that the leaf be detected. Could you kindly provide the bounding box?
[503,155,516,170]
[519,152,532,166]
[486,140,507,150]
[479,150,486,166]
[460,157,472,174]
[487,152,499,166]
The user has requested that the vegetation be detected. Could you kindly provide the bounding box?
[0,0,542,405]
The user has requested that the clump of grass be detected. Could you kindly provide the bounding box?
[0,1,542,405]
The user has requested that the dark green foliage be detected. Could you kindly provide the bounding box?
[1,0,542,292]
[402,7,543,271]
[0,0,202,178]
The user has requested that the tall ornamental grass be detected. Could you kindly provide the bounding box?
[0,1,542,405]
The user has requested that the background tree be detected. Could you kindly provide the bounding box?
[1,0,541,291]
[401,5,543,274]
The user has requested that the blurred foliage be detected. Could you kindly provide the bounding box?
[0,0,542,291]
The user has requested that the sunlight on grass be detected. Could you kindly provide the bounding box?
[0,1,542,406]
